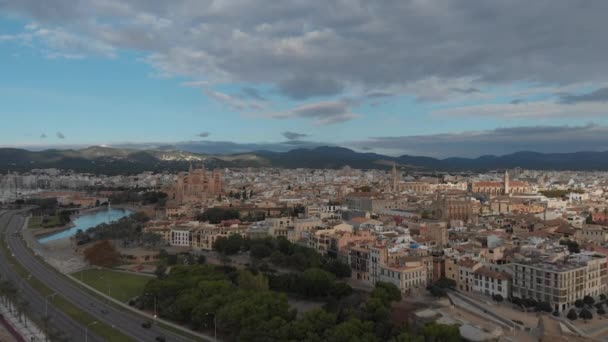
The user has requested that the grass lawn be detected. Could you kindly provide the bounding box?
[72,268,152,302]
[28,214,63,228]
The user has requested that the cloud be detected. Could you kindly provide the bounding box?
[560,87,608,104]
[40,133,47,138]
[282,131,309,140]
[5,1,608,101]
[241,87,266,101]
[203,88,264,111]
[269,100,358,125]
[196,132,210,138]
[56,131,65,139]
[433,100,608,119]
[349,124,608,158]
[1,23,116,59]
[450,87,481,94]
[278,76,344,100]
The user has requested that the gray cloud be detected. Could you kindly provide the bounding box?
[241,87,266,101]
[196,132,210,138]
[40,133,47,138]
[349,124,608,158]
[6,1,606,102]
[270,100,357,125]
[560,87,608,104]
[282,131,309,140]
[278,76,344,100]
[56,131,65,139]
[451,87,481,94]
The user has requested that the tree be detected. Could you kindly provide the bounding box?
[238,270,269,291]
[580,308,593,321]
[142,232,162,247]
[422,323,461,342]
[197,208,240,224]
[567,309,578,320]
[197,255,207,264]
[575,299,584,308]
[429,286,446,297]
[83,240,121,267]
[537,301,552,313]
[323,259,352,278]
[584,295,595,307]
[214,234,244,255]
[301,268,336,298]
[250,243,272,259]
[600,294,607,302]
[330,282,353,300]
[435,277,457,290]
[492,294,504,303]
[598,307,606,315]
[372,282,402,304]
[155,264,167,279]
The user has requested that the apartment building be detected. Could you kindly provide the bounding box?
[379,260,427,293]
[472,266,510,299]
[511,253,608,312]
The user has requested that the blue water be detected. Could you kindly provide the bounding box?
[38,208,133,243]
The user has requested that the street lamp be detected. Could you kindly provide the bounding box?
[44,292,57,317]
[206,312,217,342]
[85,321,98,342]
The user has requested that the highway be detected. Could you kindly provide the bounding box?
[0,210,200,342]
[0,210,100,342]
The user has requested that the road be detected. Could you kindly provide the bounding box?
[0,210,200,342]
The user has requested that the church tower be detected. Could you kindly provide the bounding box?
[392,162,398,192]
[504,170,510,195]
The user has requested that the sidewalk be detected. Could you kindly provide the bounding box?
[0,300,46,342]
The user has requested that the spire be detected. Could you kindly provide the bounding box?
[504,170,510,194]
[188,162,193,174]
[392,162,398,192]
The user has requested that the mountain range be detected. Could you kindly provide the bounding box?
[1,146,608,175]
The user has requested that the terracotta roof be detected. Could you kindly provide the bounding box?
[458,258,479,268]
[474,266,511,280]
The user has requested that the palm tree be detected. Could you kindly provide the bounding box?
[0,281,18,313]
[16,299,29,327]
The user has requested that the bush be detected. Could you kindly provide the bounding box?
[567,309,578,321]
[584,295,595,307]
[492,294,504,303]
[250,243,272,259]
[580,308,593,321]
[575,299,584,308]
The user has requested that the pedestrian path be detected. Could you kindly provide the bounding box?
[0,300,47,341]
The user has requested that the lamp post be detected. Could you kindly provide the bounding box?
[153,295,157,319]
[85,321,98,342]
[44,292,57,317]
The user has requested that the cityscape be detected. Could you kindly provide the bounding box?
[2,1,608,342]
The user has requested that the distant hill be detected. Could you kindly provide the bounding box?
[2,146,608,174]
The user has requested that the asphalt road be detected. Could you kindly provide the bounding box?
[0,210,98,342]
[0,210,200,342]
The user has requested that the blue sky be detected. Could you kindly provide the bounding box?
[1,2,608,157]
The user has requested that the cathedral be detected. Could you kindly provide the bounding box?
[472,171,530,196]
[165,164,223,204]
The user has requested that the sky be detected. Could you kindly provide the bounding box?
[1,0,608,158]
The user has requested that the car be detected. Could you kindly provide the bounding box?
[141,321,152,329]
[155,336,166,342]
